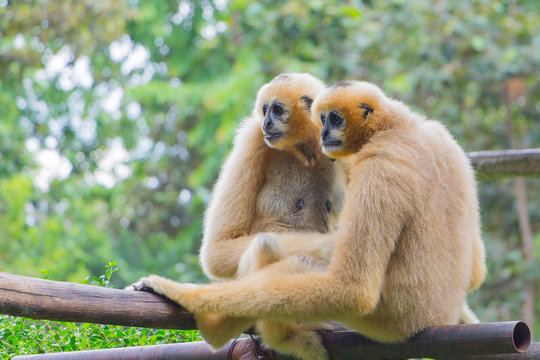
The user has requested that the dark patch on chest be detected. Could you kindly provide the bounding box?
[255,152,337,232]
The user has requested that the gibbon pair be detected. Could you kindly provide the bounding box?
[129,73,486,360]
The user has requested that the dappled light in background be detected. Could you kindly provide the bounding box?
[0,0,538,337]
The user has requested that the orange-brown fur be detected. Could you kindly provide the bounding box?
[131,80,486,360]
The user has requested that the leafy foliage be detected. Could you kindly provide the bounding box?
[0,316,201,360]
[0,0,539,348]
[0,262,201,359]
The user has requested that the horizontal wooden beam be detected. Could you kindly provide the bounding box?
[321,321,531,359]
[11,340,257,360]
[0,272,534,359]
[10,331,540,360]
[468,148,540,178]
[0,272,196,330]
[439,343,540,360]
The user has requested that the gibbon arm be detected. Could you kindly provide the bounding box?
[137,157,411,323]
[199,118,270,279]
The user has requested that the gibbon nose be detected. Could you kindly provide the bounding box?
[321,128,329,141]
[262,116,274,133]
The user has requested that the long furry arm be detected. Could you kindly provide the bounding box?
[328,155,414,291]
[133,266,348,322]
[199,117,270,279]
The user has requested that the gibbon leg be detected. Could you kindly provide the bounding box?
[236,234,285,276]
[256,255,332,360]
[193,313,253,349]
[194,252,329,349]
[257,320,330,360]
[468,235,487,292]
[194,234,285,348]
[460,303,480,324]
[200,235,255,279]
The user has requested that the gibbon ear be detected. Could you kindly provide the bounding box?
[359,103,374,119]
[301,95,314,110]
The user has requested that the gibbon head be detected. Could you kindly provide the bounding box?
[313,81,392,158]
[255,73,326,151]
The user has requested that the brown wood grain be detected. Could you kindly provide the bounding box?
[1,272,536,359]
[0,272,196,329]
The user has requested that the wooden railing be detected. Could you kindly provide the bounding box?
[1,270,538,359]
[468,148,540,178]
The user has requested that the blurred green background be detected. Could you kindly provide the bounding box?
[0,0,538,336]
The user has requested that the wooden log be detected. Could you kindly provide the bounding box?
[0,273,533,359]
[0,272,196,329]
[468,148,540,178]
[11,339,267,360]
[11,331,538,360]
[439,343,540,360]
[322,322,530,359]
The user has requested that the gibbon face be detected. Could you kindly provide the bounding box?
[313,81,391,158]
[255,73,326,151]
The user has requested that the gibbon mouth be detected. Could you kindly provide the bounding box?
[264,132,284,140]
[322,140,343,147]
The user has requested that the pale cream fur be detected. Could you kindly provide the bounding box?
[131,80,486,360]
[199,73,346,280]
[194,73,346,359]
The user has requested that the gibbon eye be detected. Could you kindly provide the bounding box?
[320,112,326,125]
[262,104,269,116]
[300,95,314,110]
[359,103,374,119]
[273,103,284,116]
[328,111,343,127]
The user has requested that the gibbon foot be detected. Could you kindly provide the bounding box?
[194,313,253,349]
[258,320,330,360]
[286,254,327,273]
[237,233,283,276]
[129,276,166,293]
